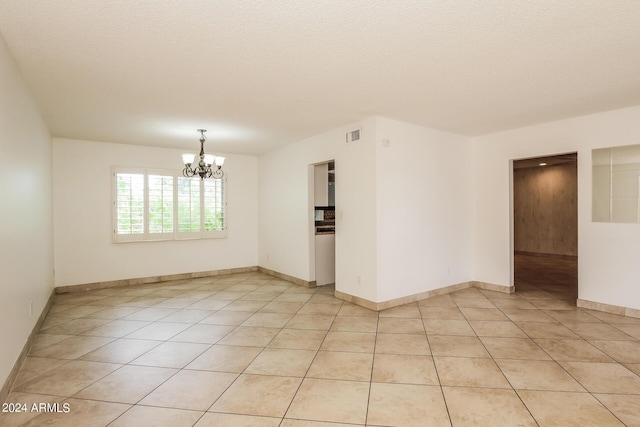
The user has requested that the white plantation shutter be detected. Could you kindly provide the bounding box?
[148,173,174,237]
[113,168,226,242]
[114,171,145,242]
[204,178,225,232]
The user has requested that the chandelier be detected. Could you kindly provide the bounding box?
[181,129,225,179]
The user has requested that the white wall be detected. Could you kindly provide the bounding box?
[53,138,258,286]
[258,117,378,302]
[0,35,53,388]
[472,106,640,309]
[375,117,473,302]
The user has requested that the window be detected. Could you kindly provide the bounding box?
[113,168,226,242]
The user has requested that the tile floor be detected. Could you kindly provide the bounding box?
[2,255,640,426]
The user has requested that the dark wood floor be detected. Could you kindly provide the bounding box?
[514,253,578,302]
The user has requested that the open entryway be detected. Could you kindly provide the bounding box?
[512,153,578,303]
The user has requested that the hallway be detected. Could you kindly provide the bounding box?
[515,253,578,302]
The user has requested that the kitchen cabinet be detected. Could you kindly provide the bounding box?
[315,233,335,286]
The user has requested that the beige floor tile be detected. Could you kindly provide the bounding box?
[320,331,376,353]
[589,311,640,324]
[199,310,253,325]
[281,420,362,427]
[564,322,636,340]
[221,300,269,312]
[157,309,214,323]
[54,305,107,318]
[595,394,640,427]
[613,323,640,339]
[480,337,551,360]
[21,398,130,427]
[452,297,496,309]
[515,321,580,339]
[16,360,121,396]
[79,338,161,364]
[110,405,204,427]
[496,359,585,391]
[207,291,246,301]
[186,344,262,372]
[435,356,511,388]
[241,312,294,328]
[269,329,328,350]
[423,319,475,336]
[418,295,457,307]
[122,307,178,321]
[543,309,602,323]
[501,309,556,323]
[330,316,377,332]
[560,361,640,394]
[420,306,465,319]
[377,317,424,334]
[534,338,613,362]
[1,392,66,427]
[285,378,369,424]
[217,326,281,347]
[11,357,68,388]
[459,307,508,321]
[82,306,142,320]
[273,293,313,303]
[285,314,335,330]
[375,333,430,355]
[337,303,378,317]
[468,320,527,338]
[211,374,301,417]
[308,294,343,305]
[139,370,237,411]
[41,318,111,335]
[80,319,151,338]
[529,299,576,310]
[259,301,305,314]
[152,297,198,309]
[518,390,624,426]
[367,383,450,427]
[379,304,421,318]
[443,387,537,427]
[28,334,74,353]
[245,348,316,377]
[30,336,115,360]
[590,339,640,363]
[38,317,71,333]
[187,298,233,310]
[626,363,640,376]
[307,351,373,381]
[241,291,282,301]
[74,365,177,403]
[130,341,210,368]
[297,303,341,316]
[125,322,191,340]
[371,354,439,385]
[196,412,281,426]
[169,324,235,344]
[428,335,488,358]
[490,298,537,310]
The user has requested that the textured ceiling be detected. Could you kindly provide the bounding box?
[1,0,640,154]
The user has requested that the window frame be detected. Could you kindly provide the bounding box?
[112,167,227,243]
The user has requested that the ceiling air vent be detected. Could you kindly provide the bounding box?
[346,128,361,143]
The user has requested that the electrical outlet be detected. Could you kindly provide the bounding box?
[357,275,362,286]
[29,301,33,317]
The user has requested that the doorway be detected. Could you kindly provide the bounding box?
[512,153,578,302]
